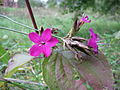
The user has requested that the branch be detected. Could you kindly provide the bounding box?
[65,18,78,38]
[25,0,39,33]
[0,27,28,35]
[0,77,47,87]
[0,14,38,31]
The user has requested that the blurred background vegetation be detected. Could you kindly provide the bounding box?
[0,0,120,89]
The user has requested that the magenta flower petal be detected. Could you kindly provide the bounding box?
[93,48,98,54]
[81,16,91,23]
[88,38,98,53]
[28,32,41,43]
[89,28,96,38]
[29,44,43,56]
[42,45,52,57]
[28,28,59,57]
[88,39,98,48]
[85,16,88,19]
[85,20,91,23]
[41,28,52,42]
[46,37,59,47]
[89,28,99,41]
[87,28,99,53]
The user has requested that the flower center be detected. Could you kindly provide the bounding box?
[40,41,45,45]
[38,42,45,46]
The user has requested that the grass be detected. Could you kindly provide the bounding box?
[0,7,120,89]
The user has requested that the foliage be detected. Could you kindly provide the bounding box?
[60,0,120,15]
[0,45,10,64]
[47,0,57,8]
[42,50,87,90]
[0,53,34,87]
[18,0,45,8]
[17,0,26,8]
[4,53,34,78]
[42,47,113,89]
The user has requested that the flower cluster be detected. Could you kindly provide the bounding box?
[80,16,99,53]
[28,16,99,58]
[77,16,91,27]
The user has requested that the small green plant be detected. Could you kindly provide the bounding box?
[0,13,114,89]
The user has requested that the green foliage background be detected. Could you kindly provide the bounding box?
[60,0,120,15]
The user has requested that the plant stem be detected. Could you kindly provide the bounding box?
[0,27,65,41]
[25,0,39,33]
[0,27,28,35]
[0,14,37,31]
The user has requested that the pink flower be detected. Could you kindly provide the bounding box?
[87,28,99,53]
[80,16,91,23]
[28,28,59,57]
[77,16,91,27]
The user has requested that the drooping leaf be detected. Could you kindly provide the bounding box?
[42,49,87,90]
[0,45,10,64]
[61,49,113,90]
[4,53,34,78]
[0,53,34,87]
[56,51,87,90]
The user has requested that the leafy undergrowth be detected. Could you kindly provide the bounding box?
[0,7,120,89]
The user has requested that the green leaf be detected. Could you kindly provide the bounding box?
[42,53,60,90]
[0,45,10,87]
[42,49,87,90]
[0,53,33,87]
[4,53,34,78]
[0,45,10,64]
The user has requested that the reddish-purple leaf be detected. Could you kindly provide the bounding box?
[42,49,87,90]
[61,49,113,90]
[56,53,87,90]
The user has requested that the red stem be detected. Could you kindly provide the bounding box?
[25,0,38,33]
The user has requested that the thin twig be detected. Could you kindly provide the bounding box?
[25,0,39,33]
[0,78,26,89]
[0,78,47,87]
[0,27,28,35]
[0,14,38,31]
[0,27,64,41]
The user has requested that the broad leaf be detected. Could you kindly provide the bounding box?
[4,53,34,78]
[0,53,34,87]
[56,52,87,90]
[61,49,113,90]
[42,49,87,90]
[42,53,60,90]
